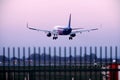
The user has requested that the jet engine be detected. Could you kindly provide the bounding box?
[70,34,76,37]
[47,33,51,37]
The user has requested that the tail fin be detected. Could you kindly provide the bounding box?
[68,14,71,28]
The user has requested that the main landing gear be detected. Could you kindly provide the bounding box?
[53,34,58,40]
[69,36,73,40]
[53,37,58,40]
[52,35,74,40]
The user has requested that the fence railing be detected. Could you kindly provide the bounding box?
[0,46,120,80]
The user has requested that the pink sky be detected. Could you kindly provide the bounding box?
[0,0,120,47]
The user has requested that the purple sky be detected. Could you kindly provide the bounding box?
[0,0,120,47]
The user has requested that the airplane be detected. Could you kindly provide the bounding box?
[27,14,98,40]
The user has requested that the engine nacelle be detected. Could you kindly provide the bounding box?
[47,33,51,37]
[70,34,76,37]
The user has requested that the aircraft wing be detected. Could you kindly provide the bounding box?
[27,26,51,33]
[27,23,58,35]
[27,23,51,33]
[71,28,98,34]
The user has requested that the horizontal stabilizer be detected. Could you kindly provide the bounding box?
[28,27,39,31]
[58,28,83,30]
[91,28,98,30]
[72,28,84,30]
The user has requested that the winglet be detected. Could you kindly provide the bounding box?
[26,22,29,28]
[100,24,102,28]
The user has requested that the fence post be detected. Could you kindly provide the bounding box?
[72,77,74,80]
[6,72,8,80]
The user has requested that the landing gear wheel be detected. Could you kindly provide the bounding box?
[69,37,73,40]
[53,37,58,40]
[53,37,55,40]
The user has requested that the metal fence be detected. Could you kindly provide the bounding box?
[0,46,120,80]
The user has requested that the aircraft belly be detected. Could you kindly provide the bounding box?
[58,30,64,35]
[63,30,71,35]
[58,32,70,35]
[58,29,72,35]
